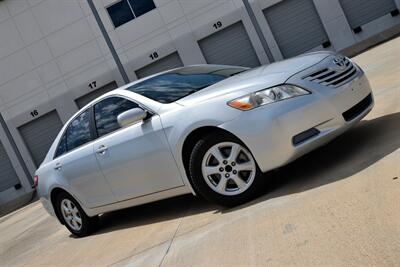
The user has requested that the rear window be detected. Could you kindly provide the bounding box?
[126,66,247,103]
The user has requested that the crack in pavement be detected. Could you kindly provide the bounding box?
[107,239,170,267]
[158,207,189,267]
[107,206,190,267]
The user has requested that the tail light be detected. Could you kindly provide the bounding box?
[33,175,39,188]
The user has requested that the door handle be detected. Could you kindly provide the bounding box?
[54,163,62,171]
[96,145,108,155]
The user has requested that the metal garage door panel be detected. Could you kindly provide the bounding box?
[0,141,19,192]
[264,0,329,58]
[75,81,118,109]
[339,0,397,29]
[136,52,183,79]
[198,21,260,68]
[18,111,63,167]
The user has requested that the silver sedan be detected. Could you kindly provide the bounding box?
[35,51,374,236]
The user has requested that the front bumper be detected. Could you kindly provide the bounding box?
[220,72,374,173]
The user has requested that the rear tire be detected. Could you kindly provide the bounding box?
[56,192,98,237]
[189,132,265,207]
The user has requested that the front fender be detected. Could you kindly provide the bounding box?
[159,102,242,193]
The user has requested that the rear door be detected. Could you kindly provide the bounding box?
[92,96,183,202]
[52,108,115,208]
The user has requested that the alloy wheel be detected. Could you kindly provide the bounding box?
[60,199,82,231]
[201,142,256,196]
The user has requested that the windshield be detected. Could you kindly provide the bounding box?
[126,66,247,103]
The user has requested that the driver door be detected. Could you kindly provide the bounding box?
[92,96,183,202]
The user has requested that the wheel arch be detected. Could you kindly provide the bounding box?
[50,187,84,225]
[181,126,245,191]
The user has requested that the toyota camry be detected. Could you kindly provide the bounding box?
[35,51,374,236]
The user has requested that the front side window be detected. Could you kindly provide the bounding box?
[107,0,156,28]
[94,97,138,137]
[66,110,92,151]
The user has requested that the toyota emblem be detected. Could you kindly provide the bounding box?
[333,56,347,71]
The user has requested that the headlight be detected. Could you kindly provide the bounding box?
[227,84,310,111]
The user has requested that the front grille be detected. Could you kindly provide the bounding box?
[342,93,373,122]
[303,57,358,87]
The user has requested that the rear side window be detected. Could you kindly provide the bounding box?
[66,109,93,151]
[55,133,67,158]
[94,97,138,137]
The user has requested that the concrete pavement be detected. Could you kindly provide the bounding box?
[1,37,399,267]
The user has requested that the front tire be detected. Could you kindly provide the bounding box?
[189,132,265,207]
[56,192,98,237]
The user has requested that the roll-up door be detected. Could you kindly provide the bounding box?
[0,140,19,192]
[75,81,118,109]
[263,0,330,58]
[18,111,63,167]
[136,52,183,79]
[339,0,397,29]
[198,21,260,68]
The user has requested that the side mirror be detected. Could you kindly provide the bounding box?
[117,108,147,127]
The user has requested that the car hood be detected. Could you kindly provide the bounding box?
[176,52,332,106]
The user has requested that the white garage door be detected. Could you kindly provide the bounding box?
[75,81,118,109]
[0,140,19,192]
[198,21,260,68]
[263,0,330,58]
[18,111,63,167]
[136,52,183,79]
[339,0,397,29]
